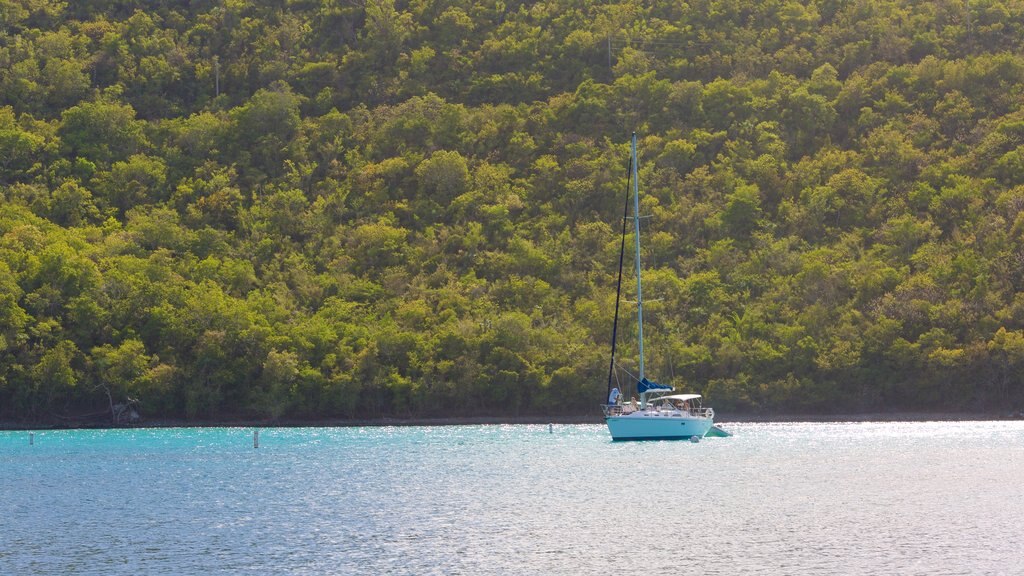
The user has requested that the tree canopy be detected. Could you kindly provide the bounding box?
[3,0,1024,424]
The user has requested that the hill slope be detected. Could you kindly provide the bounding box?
[2,0,1024,423]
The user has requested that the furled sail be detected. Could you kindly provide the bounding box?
[637,377,672,394]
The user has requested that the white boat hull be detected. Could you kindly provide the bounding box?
[605,412,713,441]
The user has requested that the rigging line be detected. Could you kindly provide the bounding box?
[606,149,634,402]
[614,361,641,387]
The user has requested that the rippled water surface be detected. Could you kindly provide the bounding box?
[2,422,1023,575]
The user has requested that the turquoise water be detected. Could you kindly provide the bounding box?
[2,422,1023,575]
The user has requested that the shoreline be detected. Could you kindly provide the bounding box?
[2,411,1021,431]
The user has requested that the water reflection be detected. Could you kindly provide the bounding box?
[1,422,1022,575]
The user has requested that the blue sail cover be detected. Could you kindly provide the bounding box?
[637,377,672,393]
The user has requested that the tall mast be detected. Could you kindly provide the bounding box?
[631,132,645,381]
[606,150,634,401]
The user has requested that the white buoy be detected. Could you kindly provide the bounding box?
[690,435,701,443]
[254,430,259,449]
[548,423,553,434]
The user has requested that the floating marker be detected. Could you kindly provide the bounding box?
[548,423,553,434]
[254,430,259,449]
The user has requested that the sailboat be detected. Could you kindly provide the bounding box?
[602,133,717,441]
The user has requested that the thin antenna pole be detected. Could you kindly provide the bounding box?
[631,132,645,381]
[966,0,972,42]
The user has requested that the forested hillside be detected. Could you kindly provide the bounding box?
[3,0,1024,424]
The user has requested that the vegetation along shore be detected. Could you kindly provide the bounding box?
[3,2,1024,427]
[4,411,1022,432]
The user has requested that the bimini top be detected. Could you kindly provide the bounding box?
[637,377,673,394]
[655,394,702,402]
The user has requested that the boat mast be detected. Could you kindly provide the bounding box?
[631,132,645,382]
[606,151,633,402]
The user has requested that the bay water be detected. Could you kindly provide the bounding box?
[2,421,1022,575]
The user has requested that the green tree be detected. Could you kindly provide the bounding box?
[30,340,81,416]
[59,100,146,165]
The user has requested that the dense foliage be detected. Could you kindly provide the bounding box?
[3,0,1024,423]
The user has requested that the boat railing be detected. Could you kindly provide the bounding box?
[660,405,714,419]
[604,403,712,419]
[602,403,641,417]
